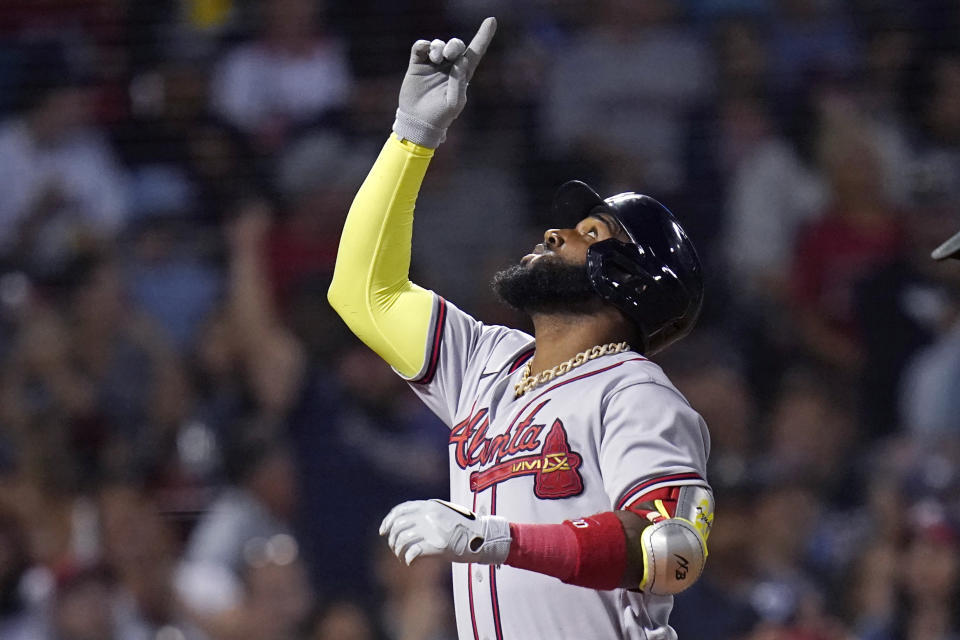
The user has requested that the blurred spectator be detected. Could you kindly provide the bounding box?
[49,563,119,640]
[312,598,377,640]
[118,62,266,223]
[722,96,826,301]
[210,0,352,153]
[288,343,446,596]
[330,0,446,79]
[227,202,306,418]
[715,17,828,299]
[854,206,957,437]
[0,250,188,488]
[99,485,207,640]
[848,542,899,639]
[896,504,960,640]
[184,201,306,446]
[686,0,772,22]
[0,2,130,123]
[124,211,222,354]
[0,508,45,640]
[709,16,772,113]
[764,368,855,497]
[63,251,188,478]
[746,481,826,629]
[768,0,858,99]
[790,116,903,373]
[704,18,825,296]
[374,545,456,640]
[660,333,757,488]
[900,302,960,435]
[127,0,248,67]
[236,537,314,640]
[175,434,298,619]
[118,70,228,354]
[0,46,128,271]
[542,0,714,194]
[849,47,960,436]
[843,438,919,553]
[270,130,368,309]
[908,53,960,214]
[855,503,960,640]
[183,118,264,223]
[0,299,98,488]
[855,15,917,207]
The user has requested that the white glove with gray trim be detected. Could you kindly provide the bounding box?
[393,17,497,148]
[379,499,511,566]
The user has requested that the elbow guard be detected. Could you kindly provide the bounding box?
[637,484,713,595]
[639,517,706,595]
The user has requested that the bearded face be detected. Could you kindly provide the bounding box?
[493,212,630,317]
[491,256,603,316]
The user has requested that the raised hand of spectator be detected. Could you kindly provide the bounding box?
[226,199,273,254]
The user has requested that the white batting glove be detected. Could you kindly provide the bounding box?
[393,17,497,148]
[379,499,512,566]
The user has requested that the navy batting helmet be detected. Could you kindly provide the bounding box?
[552,180,704,355]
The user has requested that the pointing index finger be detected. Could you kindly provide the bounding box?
[468,17,497,56]
[461,17,497,74]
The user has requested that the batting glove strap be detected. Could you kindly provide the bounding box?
[380,499,512,566]
[639,517,706,596]
[393,108,447,149]
[470,511,512,565]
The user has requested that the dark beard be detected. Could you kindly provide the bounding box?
[491,258,603,316]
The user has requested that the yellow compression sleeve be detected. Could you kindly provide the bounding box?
[327,134,437,378]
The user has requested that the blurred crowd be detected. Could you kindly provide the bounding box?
[0,0,958,639]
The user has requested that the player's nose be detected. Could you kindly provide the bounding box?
[544,229,564,249]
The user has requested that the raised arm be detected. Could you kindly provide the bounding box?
[327,17,497,378]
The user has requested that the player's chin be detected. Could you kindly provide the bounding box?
[491,258,597,313]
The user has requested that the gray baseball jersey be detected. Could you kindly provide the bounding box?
[402,296,711,640]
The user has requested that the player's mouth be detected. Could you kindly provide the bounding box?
[521,244,552,267]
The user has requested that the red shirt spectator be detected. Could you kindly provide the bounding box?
[791,210,902,339]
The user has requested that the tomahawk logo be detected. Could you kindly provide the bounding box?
[449,401,584,499]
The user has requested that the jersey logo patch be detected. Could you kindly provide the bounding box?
[533,419,584,498]
[470,419,583,499]
[450,402,584,499]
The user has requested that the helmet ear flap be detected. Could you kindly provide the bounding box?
[586,240,690,354]
[587,241,649,299]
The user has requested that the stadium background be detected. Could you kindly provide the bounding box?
[0,0,959,638]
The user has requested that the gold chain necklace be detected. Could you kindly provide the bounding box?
[514,342,630,398]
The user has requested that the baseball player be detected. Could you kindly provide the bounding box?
[328,18,714,639]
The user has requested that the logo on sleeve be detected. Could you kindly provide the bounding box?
[450,402,584,499]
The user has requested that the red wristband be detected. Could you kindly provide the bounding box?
[506,522,578,582]
[505,512,627,590]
